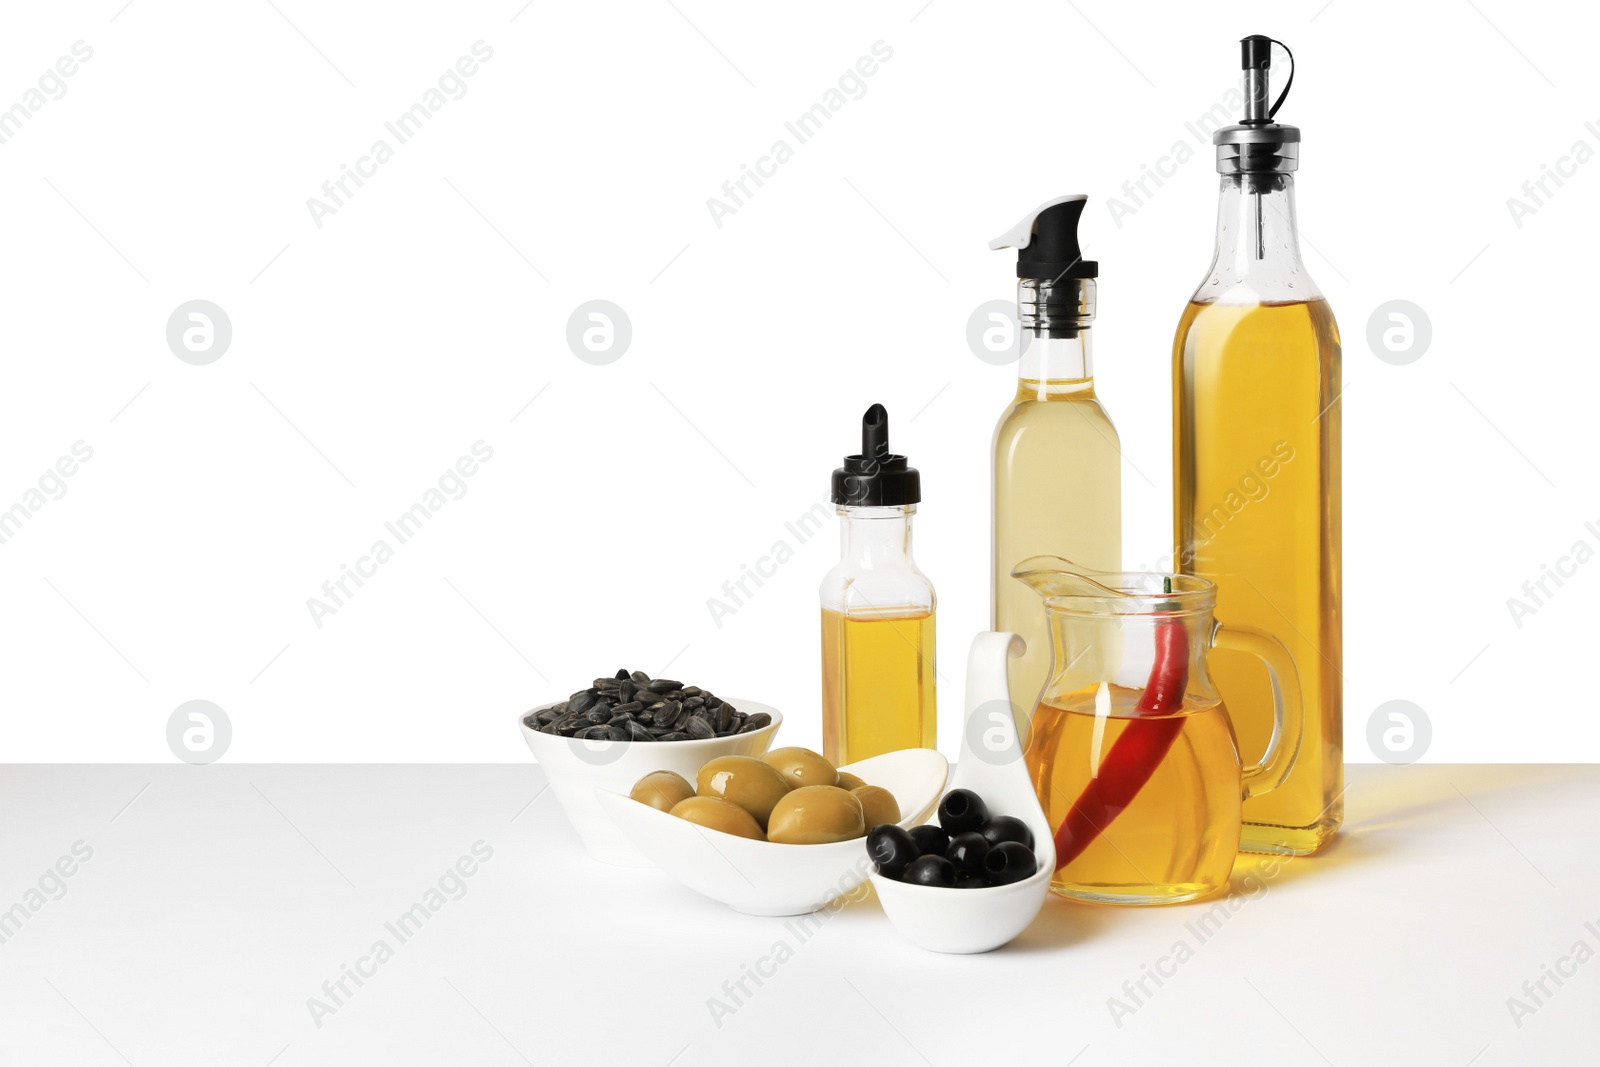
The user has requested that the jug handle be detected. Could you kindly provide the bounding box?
[1213,621,1304,801]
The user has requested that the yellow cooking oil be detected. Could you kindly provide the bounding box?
[993,377,1122,726]
[820,607,935,767]
[1173,298,1342,855]
[1026,684,1243,904]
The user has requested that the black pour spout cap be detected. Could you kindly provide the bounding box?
[831,403,920,507]
[1242,34,1273,71]
[988,195,1097,280]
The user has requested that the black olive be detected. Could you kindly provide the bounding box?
[945,831,990,877]
[908,824,949,857]
[937,788,990,835]
[955,876,989,889]
[984,842,1038,886]
[866,825,918,880]
[979,815,1034,851]
[902,855,956,888]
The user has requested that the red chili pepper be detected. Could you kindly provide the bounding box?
[1053,610,1190,870]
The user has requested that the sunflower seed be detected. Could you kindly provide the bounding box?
[655,700,683,729]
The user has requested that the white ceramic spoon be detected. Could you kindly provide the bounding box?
[871,632,1055,953]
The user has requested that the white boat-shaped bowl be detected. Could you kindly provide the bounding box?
[596,747,949,916]
[518,699,782,867]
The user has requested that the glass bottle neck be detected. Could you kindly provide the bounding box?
[1196,173,1321,305]
[1017,331,1094,398]
[1014,276,1097,397]
[837,505,915,565]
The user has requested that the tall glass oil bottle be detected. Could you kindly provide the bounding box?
[1173,37,1342,854]
[990,196,1122,724]
[821,404,936,766]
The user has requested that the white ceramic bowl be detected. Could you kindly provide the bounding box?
[871,633,1055,953]
[596,748,949,916]
[517,699,782,866]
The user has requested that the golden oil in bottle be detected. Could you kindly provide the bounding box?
[993,375,1122,723]
[1174,297,1341,855]
[821,608,936,766]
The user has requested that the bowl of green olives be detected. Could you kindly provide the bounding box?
[517,670,783,866]
[868,633,1055,953]
[595,746,948,916]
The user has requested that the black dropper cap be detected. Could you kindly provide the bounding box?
[831,404,921,507]
[1009,197,1097,281]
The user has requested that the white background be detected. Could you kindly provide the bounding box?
[1,0,1593,763]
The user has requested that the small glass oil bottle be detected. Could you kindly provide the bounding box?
[820,404,936,766]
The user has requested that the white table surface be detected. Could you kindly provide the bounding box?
[2,763,1594,1066]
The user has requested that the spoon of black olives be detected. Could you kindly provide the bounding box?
[866,788,1038,890]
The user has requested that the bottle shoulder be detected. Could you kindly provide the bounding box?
[994,389,1120,441]
[820,567,936,615]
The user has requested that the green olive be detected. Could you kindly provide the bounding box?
[851,785,900,829]
[696,755,792,829]
[762,746,839,790]
[669,796,765,840]
[629,770,695,813]
[766,785,865,844]
[836,771,867,792]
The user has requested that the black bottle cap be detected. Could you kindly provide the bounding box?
[989,195,1097,280]
[831,404,920,507]
[1242,34,1272,71]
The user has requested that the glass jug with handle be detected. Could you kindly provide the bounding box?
[1011,557,1303,905]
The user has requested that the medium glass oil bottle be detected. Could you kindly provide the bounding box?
[820,404,936,766]
[989,197,1122,724]
[1173,36,1342,854]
